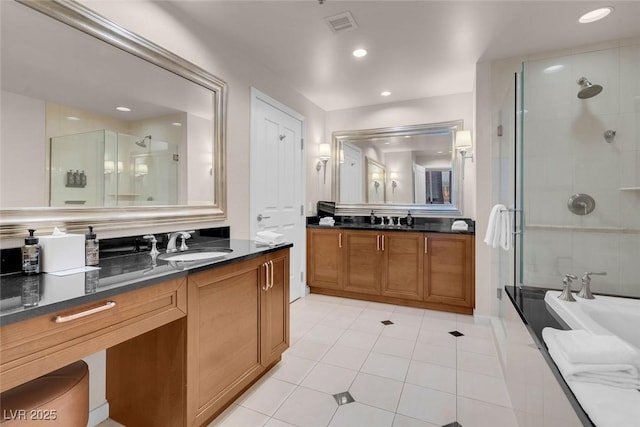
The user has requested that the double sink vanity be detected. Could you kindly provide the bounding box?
[307,218,476,315]
[0,234,291,427]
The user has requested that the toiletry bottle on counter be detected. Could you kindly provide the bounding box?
[370,210,376,225]
[85,226,99,266]
[22,229,40,275]
[406,210,413,227]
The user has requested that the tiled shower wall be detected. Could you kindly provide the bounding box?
[522,41,640,297]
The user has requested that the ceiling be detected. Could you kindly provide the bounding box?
[166,1,640,111]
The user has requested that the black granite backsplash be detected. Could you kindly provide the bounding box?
[0,227,230,275]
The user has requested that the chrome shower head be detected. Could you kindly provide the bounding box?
[577,77,603,99]
[135,135,152,148]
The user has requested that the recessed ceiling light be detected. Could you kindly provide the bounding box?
[437,151,444,154]
[381,91,391,97]
[543,64,565,74]
[66,116,80,121]
[116,106,131,112]
[579,7,613,24]
[352,48,367,58]
[384,142,390,145]
[171,122,182,127]
[404,135,411,138]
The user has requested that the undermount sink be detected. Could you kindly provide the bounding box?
[159,248,233,262]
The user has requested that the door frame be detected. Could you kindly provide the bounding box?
[250,87,306,301]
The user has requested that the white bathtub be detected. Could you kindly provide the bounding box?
[544,291,640,348]
[544,291,640,427]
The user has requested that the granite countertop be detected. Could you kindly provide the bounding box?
[307,220,475,234]
[0,239,292,326]
[505,285,594,426]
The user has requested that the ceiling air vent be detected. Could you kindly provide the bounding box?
[324,11,358,33]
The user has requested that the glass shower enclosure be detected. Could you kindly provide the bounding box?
[505,43,640,299]
[50,130,179,207]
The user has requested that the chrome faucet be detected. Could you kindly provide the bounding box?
[558,274,578,302]
[166,231,192,253]
[577,272,607,299]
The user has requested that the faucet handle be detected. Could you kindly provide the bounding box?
[563,273,578,286]
[559,274,578,301]
[179,232,192,251]
[143,234,159,256]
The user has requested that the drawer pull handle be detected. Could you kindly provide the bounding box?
[382,235,385,251]
[338,233,342,248]
[424,237,428,254]
[377,235,380,251]
[262,262,270,291]
[54,301,116,323]
[269,260,274,290]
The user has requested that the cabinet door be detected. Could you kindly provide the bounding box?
[343,230,382,295]
[306,228,343,290]
[424,234,474,308]
[187,258,264,425]
[261,250,290,367]
[381,232,424,301]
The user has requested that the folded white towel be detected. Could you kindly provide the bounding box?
[319,217,335,226]
[255,230,285,246]
[543,327,640,389]
[553,329,640,365]
[569,381,640,427]
[451,220,468,231]
[484,204,511,250]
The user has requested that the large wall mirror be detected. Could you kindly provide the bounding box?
[0,0,227,238]
[332,120,463,216]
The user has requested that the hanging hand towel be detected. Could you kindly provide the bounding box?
[484,204,511,250]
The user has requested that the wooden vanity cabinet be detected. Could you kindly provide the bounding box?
[306,228,343,290]
[381,232,424,301]
[261,250,290,367]
[343,230,383,295]
[307,227,474,314]
[186,249,290,426]
[423,233,475,312]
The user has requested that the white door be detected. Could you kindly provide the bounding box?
[250,89,305,302]
[340,142,363,203]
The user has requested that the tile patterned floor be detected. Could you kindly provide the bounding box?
[209,294,518,427]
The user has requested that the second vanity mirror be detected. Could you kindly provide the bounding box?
[0,0,227,238]
[333,120,463,216]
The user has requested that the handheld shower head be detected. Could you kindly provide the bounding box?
[135,135,152,148]
[577,77,603,99]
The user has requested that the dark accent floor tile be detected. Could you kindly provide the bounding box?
[449,330,464,337]
[381,320,394,325]
[442,422,463,427]
[333,391,355,406]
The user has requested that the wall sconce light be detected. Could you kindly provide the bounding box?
[104,160,123,175]
[390,172,398,193]
[316,143,331,184]
[455,130,473,161]
[372,172,380,193]
[135,163,148,177]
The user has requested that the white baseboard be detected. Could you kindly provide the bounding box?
[87,401,109,427]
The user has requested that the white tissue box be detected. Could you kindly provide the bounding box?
[39,233,85,272]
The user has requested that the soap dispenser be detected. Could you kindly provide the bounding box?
[85,226,99,266]
[22,229,40,275]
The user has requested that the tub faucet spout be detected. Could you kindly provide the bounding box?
[577,272,607,299]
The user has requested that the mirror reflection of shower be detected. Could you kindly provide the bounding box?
[49,130,179,207]
[576,76,603,99]
[135,134,152,148]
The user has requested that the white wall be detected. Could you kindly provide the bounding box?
[0,91,46,207]
[324,93,475,218]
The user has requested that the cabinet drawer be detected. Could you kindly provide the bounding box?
[1,278,187,392]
